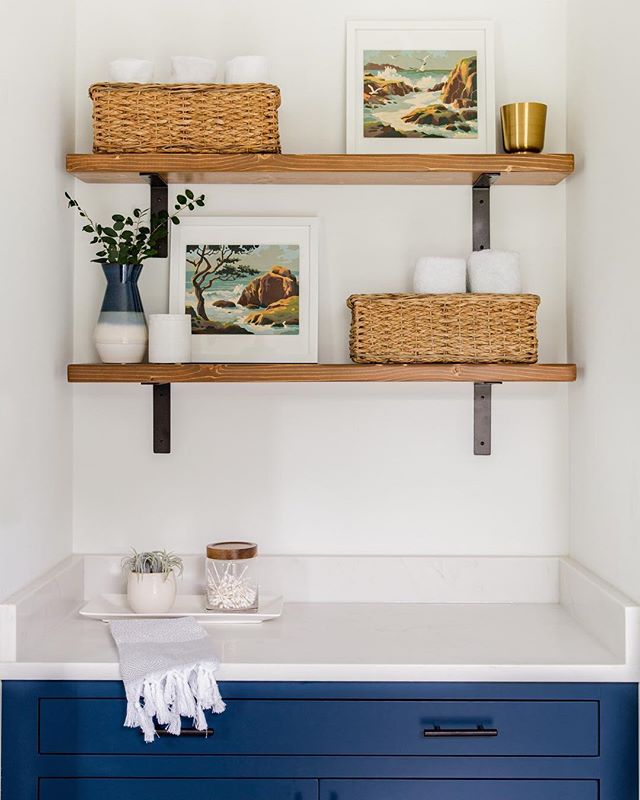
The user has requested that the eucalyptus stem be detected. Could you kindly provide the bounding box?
[65,189,206,264]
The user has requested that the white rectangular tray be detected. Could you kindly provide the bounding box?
[79,594,283,623]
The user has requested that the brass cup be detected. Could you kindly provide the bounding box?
[500,102,547,153]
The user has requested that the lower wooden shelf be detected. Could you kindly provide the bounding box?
[67,362,576,456]
[67,362,577,384]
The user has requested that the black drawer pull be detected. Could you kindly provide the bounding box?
[152,727,215,737]
[423,725,498,738]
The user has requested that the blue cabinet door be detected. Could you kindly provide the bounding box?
[320,780,597,800]
[40,779,318,800]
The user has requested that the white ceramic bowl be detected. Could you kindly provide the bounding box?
[127,572,177,614]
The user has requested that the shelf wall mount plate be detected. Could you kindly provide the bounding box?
[473,381,501,456]
[472,172,500,252]
[140,173,168,258]
[151,383,171,454]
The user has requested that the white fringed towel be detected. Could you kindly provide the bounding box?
[110,617,226,743]
[413,256,467,294]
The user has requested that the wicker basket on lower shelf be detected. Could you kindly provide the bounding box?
[89,82,281,154]
[347,293,540,364]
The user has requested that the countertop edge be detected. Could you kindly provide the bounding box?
[1,662,636,683]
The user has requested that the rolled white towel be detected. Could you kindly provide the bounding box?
[467,249,522,294]
[413,256,467,294]
[170,56,218,84]
[225,55,269,84]
[109,59,154,83]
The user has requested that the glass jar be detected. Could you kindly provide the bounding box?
[205,542,258,612]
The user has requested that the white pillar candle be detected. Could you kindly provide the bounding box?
[170,56,218,84]
[225,55,269,84]
[108,58,154,83]
[148,315,192,363]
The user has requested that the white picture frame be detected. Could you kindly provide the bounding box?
[169,217,319,363]
[346,19,495,154]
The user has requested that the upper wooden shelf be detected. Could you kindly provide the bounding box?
[68,363,577,384]
[66,153,575,186]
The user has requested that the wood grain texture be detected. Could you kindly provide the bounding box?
[67,363,577,384]
[66,153,575,186]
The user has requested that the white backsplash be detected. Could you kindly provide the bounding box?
[82,554,559,604]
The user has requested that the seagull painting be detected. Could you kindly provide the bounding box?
[418,54,431,72]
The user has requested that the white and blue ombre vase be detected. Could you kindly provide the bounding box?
[94,264,147,363]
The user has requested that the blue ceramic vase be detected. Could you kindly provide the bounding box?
[94,264,147,363]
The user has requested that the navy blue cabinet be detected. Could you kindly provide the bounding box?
[320,780,598,800]
[40,779,317,800]
[2,682,637,800]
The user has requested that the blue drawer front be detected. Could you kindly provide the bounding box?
[40,779,317,800]
[38,698,598,757]
[320,780,598,800]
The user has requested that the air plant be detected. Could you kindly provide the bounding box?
[122,549,184,582]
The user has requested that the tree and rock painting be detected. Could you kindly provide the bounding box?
[185,244,301,335]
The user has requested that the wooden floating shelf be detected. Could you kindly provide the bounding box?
[67,363,577,384]
[66,153,575,186]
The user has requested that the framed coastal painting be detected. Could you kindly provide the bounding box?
[346,20,495,153]
[169,217,319,363]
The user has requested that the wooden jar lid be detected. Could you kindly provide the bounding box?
[206,541,257,560]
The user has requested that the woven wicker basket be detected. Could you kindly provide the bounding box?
[89,82,281,154]
[347,293,540,364]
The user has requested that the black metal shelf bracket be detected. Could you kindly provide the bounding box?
[471,173,500,455]
[140,173,169,257]
[152,384,171,454]
[473,382,501,456]
[146,381,501,456]
[472,172,500,252]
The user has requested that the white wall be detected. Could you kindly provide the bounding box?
[0,0,75,598]
[72,0,570,556]
[567,0,640,600]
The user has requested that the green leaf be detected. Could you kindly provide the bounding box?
[112,214,125,222]
[171,216,180,224]
[176,194,187,204]
[188,203,194,210]
[133,208,141,218]
[185,189,194,199]
[113,221,125,231]
[82,224,94,233]
[102,227,117,237]
[196,198,205,207]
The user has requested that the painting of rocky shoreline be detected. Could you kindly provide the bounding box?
[184,243,300,336]
[362,49,478,139]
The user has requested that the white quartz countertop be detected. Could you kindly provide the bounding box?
[1,555,638,682]
[0,600,629,682]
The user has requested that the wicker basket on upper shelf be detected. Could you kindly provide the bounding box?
[347,293,540,364]
[89,82,281,154]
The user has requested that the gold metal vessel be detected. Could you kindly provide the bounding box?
[500,102,547,153]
